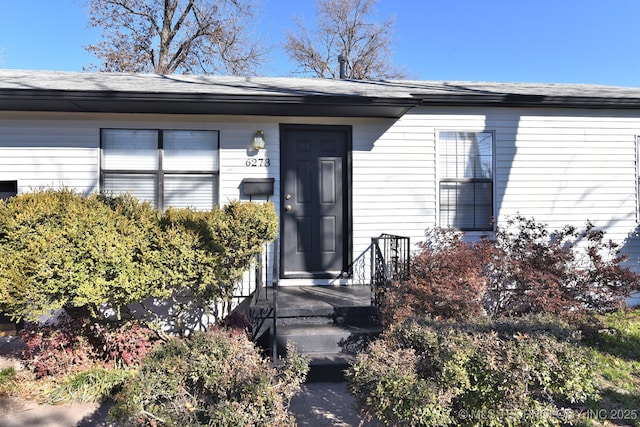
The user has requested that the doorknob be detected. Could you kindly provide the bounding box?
[285,205,292,212]
[285,194,292,200]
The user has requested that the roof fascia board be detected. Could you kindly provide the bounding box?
[0,89,419,118]
[418,94,640,109]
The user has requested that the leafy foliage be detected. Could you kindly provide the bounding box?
[20,316,157,378]
[386,216,640,323]
[158,200,278,326]
[20,316,96,378]
[480,216,639,316]
[0,189,278,376]
[0,189,166,322]
[346,316,598,426]
[160,200,278,304]
[0,189,278,329]
[382,228,486,325]
[87,320,158,367]
[111,328,309,426]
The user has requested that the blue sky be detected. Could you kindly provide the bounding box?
[1,0,639,86]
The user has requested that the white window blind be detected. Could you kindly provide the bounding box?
[164,174,217,210]
[103,174,157,208]
[102,129,158,170]
[163,130,219,171]
[101,129,219,211]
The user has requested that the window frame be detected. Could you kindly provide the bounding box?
[100,128,220,211]
[636,134,640,222]
[0,180,18,200]
[437,130,495,232]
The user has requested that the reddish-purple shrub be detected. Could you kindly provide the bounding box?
[385,217,640,323]
[88,320,158,367]
[223,310,251,335]
[479,217,640,316]
[20,315,158,377]
[382,228,486,325]
[20,315,95,378]
[476,217,577,316]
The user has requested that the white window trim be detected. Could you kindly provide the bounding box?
[636,134,640,223]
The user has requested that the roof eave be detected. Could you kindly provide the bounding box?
[0,89,419,118]
[418,94,640,109]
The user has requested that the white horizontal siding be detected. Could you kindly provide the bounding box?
[4,107,640,279]
[351,114,436,257]
[397,106,640,274]
[0,119,100,194]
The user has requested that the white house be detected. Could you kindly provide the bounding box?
[2,69,640,306]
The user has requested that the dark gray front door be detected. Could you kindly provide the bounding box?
[281,125,350,278]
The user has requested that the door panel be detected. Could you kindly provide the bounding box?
[281,126,349,278]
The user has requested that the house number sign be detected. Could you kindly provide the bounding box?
[245,158,271,167]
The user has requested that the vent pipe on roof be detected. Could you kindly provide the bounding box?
[338,53,346,79]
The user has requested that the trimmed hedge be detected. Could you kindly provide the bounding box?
[0,189,278,326]
[0,189,165,322]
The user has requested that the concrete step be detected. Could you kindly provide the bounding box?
[306,352,354,382]
[277,324,381,355]
[276,312,380,328]
[252,304,377,322]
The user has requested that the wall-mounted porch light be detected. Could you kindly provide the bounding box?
[252,130,266,150]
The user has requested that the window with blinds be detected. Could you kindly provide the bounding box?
[101,129,219,210]
[439,131,494,231]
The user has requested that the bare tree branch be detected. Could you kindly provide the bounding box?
[85,0,265,75]
[285,0,406,79]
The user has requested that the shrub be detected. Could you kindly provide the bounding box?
[20,316,96,378]
[110,328,308,426]
[480,216,640,316]
[382,228,486,325]
[87,320,158,367]
[346,316,598,426]
[20,315,158,378]
[0,189,168,323]
[388,217,640,322]
[0,189,278,330]
[158,200,278,323]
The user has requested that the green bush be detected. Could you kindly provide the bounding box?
[0,189,167,322]
[0,189,278,376]
[110,328,308,426]
[0,189,278,328]
[159,200,278,322]
[346,316,598,426]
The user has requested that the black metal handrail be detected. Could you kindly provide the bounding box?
[271,238,279,363]
[247,240,271,309]
[248,238,280,363]
[370,234,410,310]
